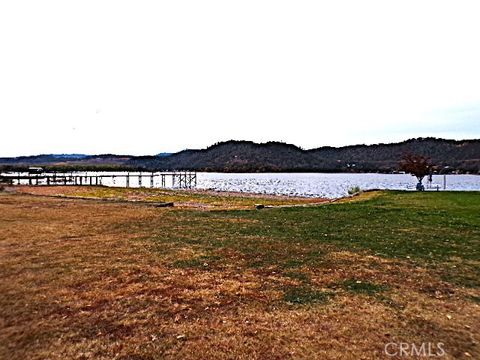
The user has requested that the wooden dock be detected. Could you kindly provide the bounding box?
[0,171,197,189]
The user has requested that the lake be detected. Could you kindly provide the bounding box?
[196,173,480,198]
[5,171,480,199]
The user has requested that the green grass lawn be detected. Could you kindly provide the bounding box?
[143,191,480,288]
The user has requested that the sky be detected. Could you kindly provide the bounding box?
[1,0,479,157]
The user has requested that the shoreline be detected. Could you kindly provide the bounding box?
[3,185,330,210]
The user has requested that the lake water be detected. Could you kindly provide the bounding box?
[196,173,480,199]
[5,171,480,199]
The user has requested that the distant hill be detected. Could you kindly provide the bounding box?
[130,138,480,173]
[1,138,479,173]
[0,154,135,170]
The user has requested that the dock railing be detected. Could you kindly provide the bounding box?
[0,171,197,189]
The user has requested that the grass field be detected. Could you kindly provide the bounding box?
[0,188,479,359]
[11,185,328,210]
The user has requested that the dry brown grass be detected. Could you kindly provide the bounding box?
[0,191,479,359]
[10,186,328,210]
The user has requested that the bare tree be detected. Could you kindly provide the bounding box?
[400,154,431,191]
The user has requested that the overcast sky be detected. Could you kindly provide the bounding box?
[1,1,479,156]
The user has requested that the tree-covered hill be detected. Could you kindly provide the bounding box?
[129,138,480,173]
[1,138,479,173]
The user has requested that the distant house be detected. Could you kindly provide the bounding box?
[28,167,43,174]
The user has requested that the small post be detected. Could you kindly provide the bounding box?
[139,172,142,187]
[126,172,130,188]
[443,174,447,190]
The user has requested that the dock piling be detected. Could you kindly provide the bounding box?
[1,171,197,190]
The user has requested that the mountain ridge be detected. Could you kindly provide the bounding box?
[1,137,479,173]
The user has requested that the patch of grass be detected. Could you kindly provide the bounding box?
[140,191,479,287]
[283,271,311,283]
[375,295,405,310]
[283,286,332,305]
[172,255,221,269]
[281,250,325,269]
[467,295,480,304]
[172,258,208,269]
[17,185,327,210]
[440,264,480,288]
[339,279,388,295]
[226,191,480,287]
[282,259,305,268]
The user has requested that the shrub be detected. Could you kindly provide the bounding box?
[347,186,361,195]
